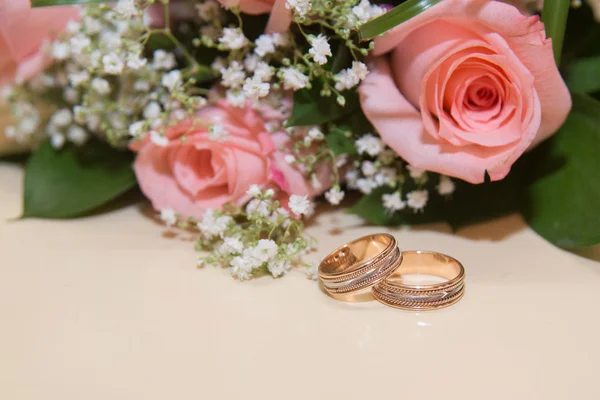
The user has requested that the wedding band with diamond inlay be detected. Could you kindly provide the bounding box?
[371,250,465,311]
[318,233,402,295]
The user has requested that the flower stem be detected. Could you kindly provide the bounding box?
[541,0,570,66]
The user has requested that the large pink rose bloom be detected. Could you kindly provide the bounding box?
[0,0,79,85]
[217,0,291,33]
[132,100,328,218]
[359,0,571,183]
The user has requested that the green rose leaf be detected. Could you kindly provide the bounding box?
[326,126,357,156]
[521,92,600,248]
[31,0,110,6]
[565,56,600,93]
[22,139,137,219]
[287,84,359,127]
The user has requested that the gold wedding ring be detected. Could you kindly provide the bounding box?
[318,233,402,295]
[318,234,466,310]
[372,251,465,311]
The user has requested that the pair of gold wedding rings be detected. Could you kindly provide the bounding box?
[318,234,465,310]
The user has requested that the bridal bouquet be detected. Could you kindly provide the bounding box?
[2,0,599,279]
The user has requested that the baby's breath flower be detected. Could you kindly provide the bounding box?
[356,178,376,194]
[254,34,276,57]
[219,236,244,255]
[289,194,311,216]
[115,0,138,18]
[281,67,309,91]
[226,90,247,107]
[308,34,331,65]
[102,53,124,75]
[70,35,91,55]
[246,184,262,198]
[50,109,73,127]
[406,190,429,212]
[382,192,406,212]
[153,50,177,70]
[246,198,271,216]
[230,256,255,280]
[220,61,246,88]
[50,133,66,149]
[351,0,386,26]
[286,0,312,16]
[269,259,291,278]
[51,42,70,60]
[219,28,248,50]
[67,125,88,146]
[361,160,377,177]
[69,70,90,87]
[129,121,145,137]
[437,176,456,196]
[198,210,233,239]
[375,168,397,186]
[355,134,383,156]
[306,262,319,280]
[244,54,261,72]
[284,154,296,164]
[162,70,182,92]
[144,102,162,120]
[307,127,324,141]
[254,62,274,82]
[243,76,270,99]
[126,53,147,70]
[252,239,279,263]
[325,187,345,205]
[149,131,168,147]
[91,78,111,95]
[407,165,426,180]
[160,208,177,226]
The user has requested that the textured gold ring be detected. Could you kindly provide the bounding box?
[318,233,402,295]
[372,250,465,311]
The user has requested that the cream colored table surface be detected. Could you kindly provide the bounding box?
[1,162,600,400]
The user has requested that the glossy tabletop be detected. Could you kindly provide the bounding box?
[1,162,600,400]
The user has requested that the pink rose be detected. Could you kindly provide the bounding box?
[217,0,292,33]
[358,0,571,183]
[0,0,79,85]
[132,99,329,218]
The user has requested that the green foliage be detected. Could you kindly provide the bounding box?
[287,84,359,127]
[22,140,137,219]
[565,56,600,93]
[350,172,523,230]
[521,93,600,248]
[358,0,444,40]
[541,0,570,65]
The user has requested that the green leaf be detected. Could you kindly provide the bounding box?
[541,0,570,65]
[521,93,600,248]
[31,0,110,6]
[358,0,443,40]
[565,56,600,93]
[22,139,137,219]
[287,84,359,127]
[326,127,357,156]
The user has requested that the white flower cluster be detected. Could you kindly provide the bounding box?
[5,3,207,148]
[189,187,316,280]
[345,130,456,214]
